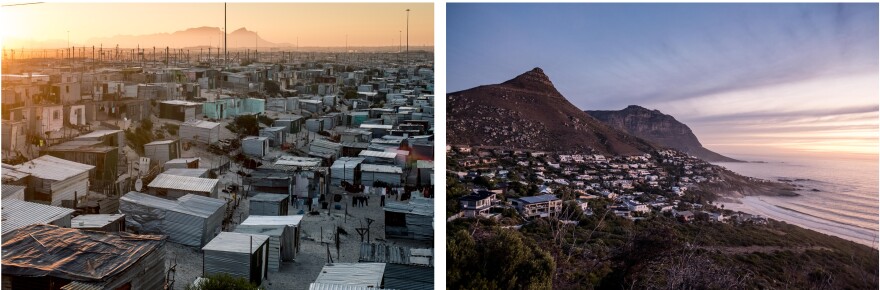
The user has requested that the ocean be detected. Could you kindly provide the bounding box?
[714,153,879,247]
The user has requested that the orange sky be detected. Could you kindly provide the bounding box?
[1,2,433,48]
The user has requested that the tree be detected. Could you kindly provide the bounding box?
[226,115,260,136]
[263,80,280,97]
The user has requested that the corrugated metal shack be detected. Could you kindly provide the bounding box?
[44,140,118,191]
[384,197,433,241]
[249,193,289,216]
[1,224,166,290]
[163,168,210,178]
[1,184,26,201]
[202,232,269,286]
[144,140,181,166]
[148,173,219,199]
[159,100,202,121]
[262,156,329,200]
[330,157,364,186]
[359,243,434,267]
[73,129,124,151]
[245,170,292,196]
[309,139,343,161]
[233,225,285,272]
[358,150,397,165]
[71,214,126,232]
[274,116,304,134]
[180,120,220,144]
[341,142,369,157]
[242,136,270,157]
[259,127,287,147]
[311,263,385,289]
[120,191,226,247]
[416,160,434,186]
[359,124,392,138]
[163,157,200,171]
[382,263,435,290]
[361,164,402,186]
[305,119,325,133]
[13,155,94,206]
[1,199,75,237]
[340,129,372,143]
[240,215,303,261]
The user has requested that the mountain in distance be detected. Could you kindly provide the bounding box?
[447,67,657,156]
[586,105,741,162]
[85,26,291,49]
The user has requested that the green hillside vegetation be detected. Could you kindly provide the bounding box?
[447,210,878,290]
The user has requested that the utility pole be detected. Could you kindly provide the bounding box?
[224,2,227,68]
[406,9,410,55]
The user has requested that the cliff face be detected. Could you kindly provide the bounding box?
[586,105,740,162]
[447,68,657,155]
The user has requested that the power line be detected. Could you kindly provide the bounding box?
[1,2,44,7]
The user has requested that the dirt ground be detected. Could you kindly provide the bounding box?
[165,184,431,290]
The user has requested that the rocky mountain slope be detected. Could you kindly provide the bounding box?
[447,68,657,155]
[586,105,740,162]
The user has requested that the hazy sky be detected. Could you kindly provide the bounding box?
[448,3,879,157]
[1,2,433,47]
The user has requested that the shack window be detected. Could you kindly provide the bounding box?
[53,110,60,120]
[65,86,69,93]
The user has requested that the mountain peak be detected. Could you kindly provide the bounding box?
[232,27,252,34]
[501,67,557,93]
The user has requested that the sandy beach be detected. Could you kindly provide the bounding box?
[720,196,879,247]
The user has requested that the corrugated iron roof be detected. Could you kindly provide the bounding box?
[71,214,125,229]
[13,155,94,181]
[46,140,114,153]
[182,120,220,129]
[361,164,402,174]
[145,139,177,145]
[308,283,380,290]
[384,197,433,216]
[1,163,30,181]
[202,232,269,254]
[382,263,433,290]
[164,168,210,178]
[359,150,398,159]
[240,215,303,227]
[1,184,26,199]
[359,124,393,130]
[161,100,201,106]
[314,263,385,288]
[276,156,323,167]
[359,243,434,266]
[75,130,122,139]
[1,224,165,281]
[148,173,217,193]
[60,281,106,290]
[1,199,75,236]
[120,191,223,218]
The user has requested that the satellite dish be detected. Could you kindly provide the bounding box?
[135,178,143,191]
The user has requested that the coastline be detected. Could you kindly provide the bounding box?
[719,196,879,247]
